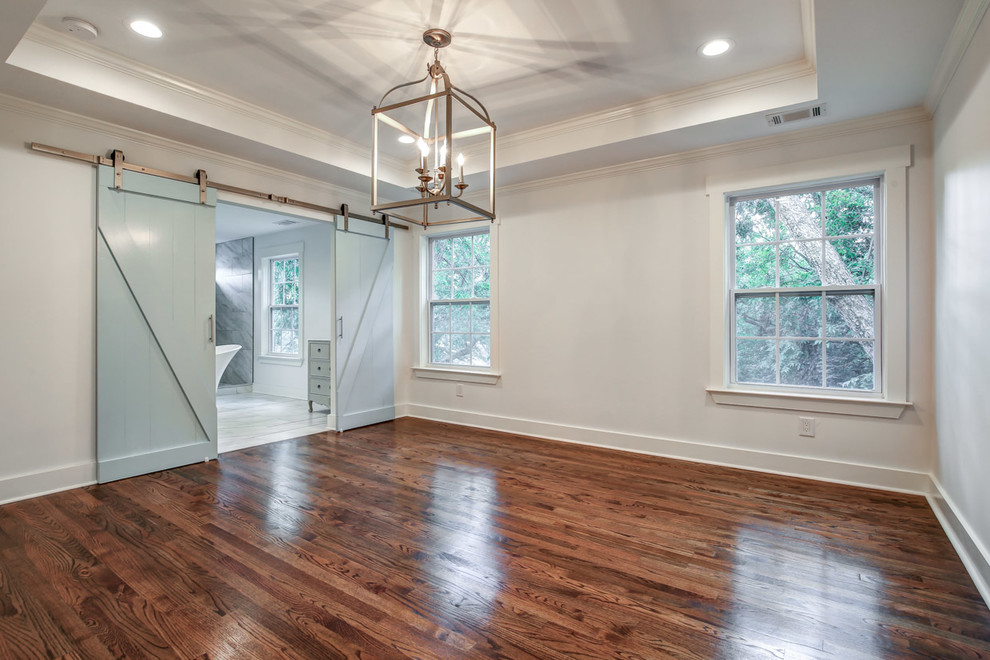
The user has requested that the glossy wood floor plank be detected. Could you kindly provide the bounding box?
[1,417,988,659]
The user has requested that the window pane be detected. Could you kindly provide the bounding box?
[432,238,452,269]
[451,304,471,333]
[828,237,875,285]
[272,280,284,304]
[432,303,450,332]
[735,198,776,244]
[779,243,822,287]
[284,283,299,305]
[735,244,775,289]
[452,236,473,268]
[736,339,775,384]
[271,308,283,330]
[278,259,297,282]
[735,295,775,337]
[779,294,821,338]
[780,340,822,387]
[473,267,490,298]
[825,185,874,237]
[432,269,452,299]
[471,335,491,366]
[472,303,491,333]
[271,331,282,353]
[826,293,874,338]
[286,332,299,355]
[826,341,874,390]
[473,234,490,266]
[451,269,472,299]
[273,259,284,282]
[450,334,471,365]
[432,333,450,363]
[776,191,821,241]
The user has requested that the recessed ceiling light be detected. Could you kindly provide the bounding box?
[700,38,733,57]
[398,135,416,144]
[129,20,163,39]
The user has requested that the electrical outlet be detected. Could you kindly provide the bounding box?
[455,383,464,397]
[799,416,815,437]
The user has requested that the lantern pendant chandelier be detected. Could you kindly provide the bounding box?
[371,29,496,227]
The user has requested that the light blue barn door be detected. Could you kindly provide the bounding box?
[96,165,218,482]
[334,222,394,431]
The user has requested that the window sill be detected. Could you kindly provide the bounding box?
[258,354,304,367]
[412,366,501,385]
[706,387,911,419]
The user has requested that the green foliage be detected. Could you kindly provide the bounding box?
[779,244,821,287]
[732,184,876,390]
[429,232,491,367]
[825,186,874,236]
[735,198,776,243]
[826,341,874,390]
[735,245,775,289]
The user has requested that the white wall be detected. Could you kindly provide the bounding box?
[252,222,334,399]
[932,10,990,602]
[0,96,373,503]
[398,117,936,493]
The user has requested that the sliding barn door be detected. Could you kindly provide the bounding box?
[96,165,218,482]
[334,223,394,431]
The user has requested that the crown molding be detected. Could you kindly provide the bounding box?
[22,25,372,159]
[497,59,817,155]
[11,26,408,182]
[0,92,370,205]
[924,0,990,113]
[500,106,931,196]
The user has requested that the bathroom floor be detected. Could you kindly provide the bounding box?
[217,392,330,453]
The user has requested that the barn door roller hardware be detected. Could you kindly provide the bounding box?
[30,143,406,232]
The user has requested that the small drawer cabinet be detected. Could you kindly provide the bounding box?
[307,340,332,412]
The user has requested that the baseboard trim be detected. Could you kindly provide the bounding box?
[0,461,97,505]
[218,384,253,396]
[250,384,306,399]
[928,479,990,609]
[397,403,932,495]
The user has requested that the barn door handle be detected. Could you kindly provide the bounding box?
[337,316,343,339]
[209,314,215,344]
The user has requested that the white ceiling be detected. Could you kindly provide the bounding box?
[0,0,972,200]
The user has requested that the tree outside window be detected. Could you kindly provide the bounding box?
[731,180,879,391]
[269,256,300,355]
[429,232,490,367]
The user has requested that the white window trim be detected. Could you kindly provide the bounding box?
[415,221,501,384]
[706,146,913,418]
[257,241,304,366]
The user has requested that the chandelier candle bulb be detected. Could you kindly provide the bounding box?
[458,153,464,183]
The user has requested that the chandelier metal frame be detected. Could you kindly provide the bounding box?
[371,29,496,227]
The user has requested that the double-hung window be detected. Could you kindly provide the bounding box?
[428,231,491,367]
[268,255,300,356]
[730,178,880,392]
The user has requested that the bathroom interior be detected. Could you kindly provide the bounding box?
[214,202,336,453]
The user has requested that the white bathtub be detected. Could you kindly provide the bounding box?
[215,344,241,391]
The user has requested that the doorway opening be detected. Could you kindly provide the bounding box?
[214,201,334,453]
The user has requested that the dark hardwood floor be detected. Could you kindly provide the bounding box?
[1,418,988,659]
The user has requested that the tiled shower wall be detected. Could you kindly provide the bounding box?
[216,238,253,386]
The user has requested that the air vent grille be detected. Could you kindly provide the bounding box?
[766,103,827,127]
[273,219,299,226]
